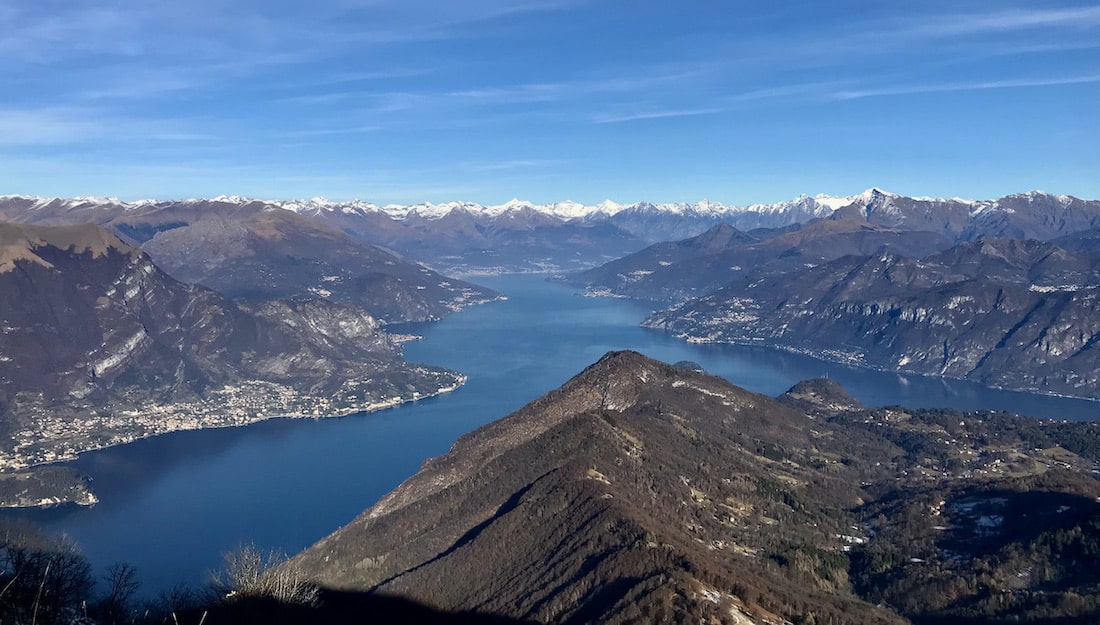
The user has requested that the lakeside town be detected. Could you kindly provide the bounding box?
[0,373,464,507]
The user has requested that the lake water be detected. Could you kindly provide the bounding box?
[11,273,1099,595]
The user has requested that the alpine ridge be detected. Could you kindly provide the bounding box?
[283,351,1100,625]
[5,190,1098,274]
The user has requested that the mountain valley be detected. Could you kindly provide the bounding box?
[2,188,1099,623]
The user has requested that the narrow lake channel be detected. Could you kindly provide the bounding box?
[10,274,1098,594]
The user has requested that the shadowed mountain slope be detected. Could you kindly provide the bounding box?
[643,244,1100,399]
[566,219,953,303]
[285,352,1100,624]
[2,198,499,323]
[0,222,459,483]
[291,351,913,625]
[123,204,500,323]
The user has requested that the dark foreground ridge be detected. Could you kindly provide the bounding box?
[185,589,535,625]
[281,351,1100,625]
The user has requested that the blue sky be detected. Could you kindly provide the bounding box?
[1,0,1098,205]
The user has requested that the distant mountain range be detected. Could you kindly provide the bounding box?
[0,222,466,504]
[0,197,499,322]
[5,186,1100,620]
[279,351,1100,625]
[643,239,1100,398]
[565,219,955,303]
[560,189,1100,400]
[4,186,1100,500]
[4,189,1099,273]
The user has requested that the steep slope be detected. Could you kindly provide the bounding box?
[292,351,908,625]
[0,197,499,323]
[1052,227,1100,254]
[563,223,761,299]
[963,192,1100,241]
[567,219,952,303]
[0,223,461,484]
[288,352,1100,625]
[644,244,1100,399]
[133,207,499,323]
[924,238,1100,288]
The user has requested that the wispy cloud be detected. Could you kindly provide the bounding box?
[1,0,587,104]
[446,83,566,103]
[3,2,1096,204]
[592,107,725,124]
[462,159,561,171]
[833,74,1100,100]
[274,93,358,105]
[298,68,434,86]
[0,4,145,60]
[728,81,848,103]
[737,5,1100,75]
[78,74,208,101]
[588,79,848,123]
[0,108,107,145]
[913,6,1100,37]
[0,107,218,147]
[443,68,709,104]
[276,125,381,138]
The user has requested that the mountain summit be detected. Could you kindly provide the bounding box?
[277,350,1100,624]
[290,351,905,625]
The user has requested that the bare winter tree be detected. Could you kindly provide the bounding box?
[92,562,140,624]
[213,543,318,607]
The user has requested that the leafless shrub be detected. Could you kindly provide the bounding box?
[212,544,318,607]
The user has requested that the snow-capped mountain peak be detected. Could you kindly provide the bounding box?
[211,194,258,204]
[547,200,588,219]
[483,198,536,217]
[593,200,626,216]
[810,194,855,210]
[3,190,1089,240]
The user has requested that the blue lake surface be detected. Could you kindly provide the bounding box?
[12,273,1099,595]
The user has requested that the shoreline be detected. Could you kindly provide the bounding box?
[0,376,466,510]
[662,330,1100,407]
[571,289,1100,405]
